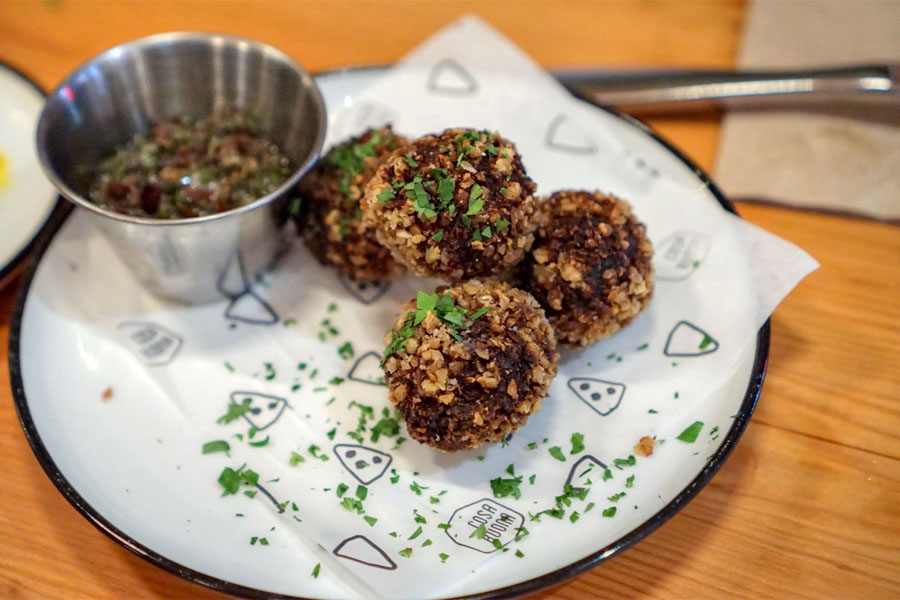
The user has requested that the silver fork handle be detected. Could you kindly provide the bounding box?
[554,64,900,112]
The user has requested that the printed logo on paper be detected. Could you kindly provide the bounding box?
[445,498,524,554]
[655,231,710,281]
[117,321,183,366]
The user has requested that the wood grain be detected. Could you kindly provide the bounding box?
[1,1,899,598]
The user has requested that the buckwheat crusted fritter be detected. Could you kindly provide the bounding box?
[381,279,558,452]
[297,126,407,282]
[519,190,653,346]
[362,128,537,282]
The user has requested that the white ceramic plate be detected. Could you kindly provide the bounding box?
[10,68,768,600]
[0,62,60,289]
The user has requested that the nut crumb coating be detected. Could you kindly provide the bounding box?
[297,126,407,282]
[520,190,653,346]
[382,280,558,452]
[362,128,537,282]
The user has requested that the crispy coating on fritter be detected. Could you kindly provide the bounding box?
[297,126,407,282]
[382,280,558,452]
[519,190,653,345]
[362,128,537,282]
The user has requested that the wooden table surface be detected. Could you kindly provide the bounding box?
[1,1,898,598]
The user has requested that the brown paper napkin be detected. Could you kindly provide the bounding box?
[714,0,900,221]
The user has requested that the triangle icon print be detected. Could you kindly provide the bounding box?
[334,444,392,485]
[427,58,478,96]
[347,352,385,386]
[664,321,719,356]
[333,535,397,570]
[339,275,391,305]
[545,114,597,154]
[568,377,625,416]
[225,291,279,325]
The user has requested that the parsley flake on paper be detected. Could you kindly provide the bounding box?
[677,421,704,443]
[202,440,230,455]
[548,446,566,462]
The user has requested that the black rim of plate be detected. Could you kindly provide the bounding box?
[8,65,770,600]
[0,60,67,289]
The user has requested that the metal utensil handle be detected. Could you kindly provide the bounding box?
[554,64,899,111]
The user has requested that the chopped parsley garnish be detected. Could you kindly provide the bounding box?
[570,432,585,454]
[490,469,523,500]
[398,548,412,558]
[529,474,536,485]
[326,131,386,198]
[311,563,321,578]
[608,492,626,502]
[289,451,304,466]
[637,343,649,350]
[548,446,566,461]
[569,511,580,523]
[356,485,368,501]
[614,455,636,468]
[699,334,713,349]
[224,361,234,372]
[202,440,230,455]
[248,435,270,448]
[390,469,400,484]
[336,483,349,497]
[340,497,364,514]
[526,442,538,450]
[439,552,449,563]
[677,421,704,443]
[466,184,484,216]
[625,475,635,488]
[338,342,354,360]
[264,362,276,380]
[494,219,510,232]
[602,507,617,518]
[648,409,658,414]
[413,509,427,524]
[404,155,419,168]
[469,523,487,539]
[515,549,524,558]
[409,526,423,540]
[218,398,252,425]
[217,464,259,496]
[383,291,489,363]
[410,481,429,495]
[370,411,401,442]
[364,515,378,527]
[585,502,595,512]
[431,231,444,242]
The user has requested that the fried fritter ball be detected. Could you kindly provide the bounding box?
[519,190,653,345]
[362,128,537,282]
[297,127,407,282]
[382,280,558,452]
